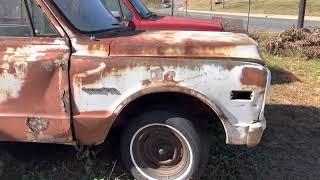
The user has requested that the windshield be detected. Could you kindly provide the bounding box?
[129,0,151,18]
[53,0,121,33]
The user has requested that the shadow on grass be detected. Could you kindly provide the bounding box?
[0,104,319,180]
[0,138,128,180]
[203,104,320,180]
[268,66,301,85]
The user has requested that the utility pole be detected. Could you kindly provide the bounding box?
[246,0,252,32]
[171,0,174,16]
[185,0,188,16]
[297,0,307,28]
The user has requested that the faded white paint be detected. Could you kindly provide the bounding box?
[73,60,270,145]
[0,62,26,103]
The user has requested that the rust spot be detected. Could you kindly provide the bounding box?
[163,71,178,84]
[109,31,262,61]
[26,117,49,133]
[240,67,267,88]
[73,111,116,145]
[87,44,109,56]
[73,62,106,86]
[26,131,73,143]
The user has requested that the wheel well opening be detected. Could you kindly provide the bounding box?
[112,92,224,133]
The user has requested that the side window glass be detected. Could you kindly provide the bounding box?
[120,0,133,20]
[102,0,121,16]
[0,0,32,37]
[26,0,58,37]
[102,0,133,20]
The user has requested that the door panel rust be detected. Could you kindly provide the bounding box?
[0,37,73,143]
[70,54,114,145]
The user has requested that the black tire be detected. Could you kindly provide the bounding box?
[121,110,202,180]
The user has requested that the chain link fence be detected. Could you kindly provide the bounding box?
[146,0,320,32]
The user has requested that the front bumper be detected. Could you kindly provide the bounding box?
[224,117,266,147]
[246,117,266,147]
[246,68,270,147]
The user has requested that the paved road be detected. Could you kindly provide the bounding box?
[154,1,320,32]
[182,11,320,32]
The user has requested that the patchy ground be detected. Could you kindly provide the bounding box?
[0,37,319,179]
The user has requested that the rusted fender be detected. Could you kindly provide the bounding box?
[71,57,270,145]
[110,31,262,61]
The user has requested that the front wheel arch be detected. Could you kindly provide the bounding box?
[112,86,230,134]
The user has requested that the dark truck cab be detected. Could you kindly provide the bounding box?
[0,0,270,179]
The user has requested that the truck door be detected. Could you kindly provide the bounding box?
[0,0,73,143]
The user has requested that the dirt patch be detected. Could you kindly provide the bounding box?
[258,28,320,59]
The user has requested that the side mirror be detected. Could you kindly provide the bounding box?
[127,20,136,30]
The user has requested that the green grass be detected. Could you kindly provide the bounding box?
[188,0,320,16]
[265,54,320,84]
[265,54,320,108]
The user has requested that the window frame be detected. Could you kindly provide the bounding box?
[23,0,36,36]
[25,0,61,37]
[0,0,62,38]
[50,0,122,34]
[119,0,133,20]
[127,0,151,19]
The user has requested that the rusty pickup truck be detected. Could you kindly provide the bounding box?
[0,0,271,179]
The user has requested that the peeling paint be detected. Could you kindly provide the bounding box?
[0,62,25,103]
[0,0,270,148]
[241,67,267,88]
[26,131,73,143]
[26,117,49,133]
[71,57,270,145]
[142,31,256,44]
[0,37,73,144]
[110,31,262,61]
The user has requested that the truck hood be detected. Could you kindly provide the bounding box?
[153,16,224,31]
[110,31,262,61]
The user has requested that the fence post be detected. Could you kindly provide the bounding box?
[185,0,188,16]
[246,0,252,32]
[171,0,174,16]
[297,0,307,28]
